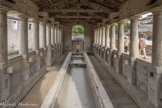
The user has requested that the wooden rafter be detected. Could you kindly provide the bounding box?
[51,15,103,19]
[42,9,111,13]
[90,0,119,12]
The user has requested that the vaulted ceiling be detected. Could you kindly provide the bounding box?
[31,0,128,24]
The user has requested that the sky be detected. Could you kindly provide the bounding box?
[141,13,152,18]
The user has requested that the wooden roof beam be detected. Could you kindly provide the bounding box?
[42,9,110,13]
[51,15,103,19]
[90,0,119,12]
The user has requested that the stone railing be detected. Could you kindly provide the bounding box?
[121,53,130,80]
[111,50,119,72]
[2,49,47,108]
[136,59,151,94]
[93,46,154,108]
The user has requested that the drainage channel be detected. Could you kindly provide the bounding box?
[55,53,96,108]
[41,52,113,108]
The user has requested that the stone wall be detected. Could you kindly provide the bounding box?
[63,23,94,52]
[63,25,73,52]
[146,45,152,55]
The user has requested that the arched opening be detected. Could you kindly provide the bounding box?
[7,11,20,58]
[72,25,85,52]
[138,12,153,61]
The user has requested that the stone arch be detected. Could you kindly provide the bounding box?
[71,25,85,51]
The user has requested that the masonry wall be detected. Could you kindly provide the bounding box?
[63,23,94,52]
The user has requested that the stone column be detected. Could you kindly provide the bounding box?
[51,26,54,45]
[0,8,8,69]
[104,25,110,61]
[152,11,162,67]
[98,28,100,46]
[93,30,96,52]
[94,30,97,45]
[96,29,99,46]
[130,17,139,58]
[58,27,60,53]
[56,27,58,45]
[33,20,39,51]
[57,27,60,53]
[102,27,106,47]
[100,28,102,46]
[60,28,62,44]
[60,27,63,53]
[117,21,125,74]
[19,16,28,58]
[118,21,125,53]
[95,30,98,45]
[58,27,61,44]
[97,28,100,55]
[148,10,162,108]
[110,24,116,50]
[53,27,56,45]
[128,17,139,85]
[47,24,52,66]
[47,24,51,46]
[56,27,59,54]
[40,22,46,49]
[97,29,100,45]
[105,25,110,48]
[93,30,95,45]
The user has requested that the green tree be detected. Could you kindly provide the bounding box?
[115,25,118,35]
[124,23,130,33]
[72,25,84,37]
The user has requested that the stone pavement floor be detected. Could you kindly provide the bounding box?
[89,55,139,108]
[16,52,68,108]
[139,55,151,62]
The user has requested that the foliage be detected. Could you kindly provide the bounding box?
[113,23,130,35]
[8,51,19,58]
[145,20,153,24]
[145,31,152,37]
[72,25,84,37]
[8,11,16,14]
[124,23,130,33]
[115,25,118,35]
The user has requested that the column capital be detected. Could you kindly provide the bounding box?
[56,25,59,28]
[40,22,47,26]
[105,25,110,28]
[129,16,140,21]
[102,26,106,29]
[111,23,117,26]
[54,26,57,29]
[17,14,29,21]
[118,20,126,24]
[152,9,162,15]
[0,6,9,13]
[29,18,40,23]
[51,25,54,28]
[47,23,51,27]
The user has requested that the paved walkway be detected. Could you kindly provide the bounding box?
[89,55,139,108]
[139,55,151,62]
[17,53,68,108]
